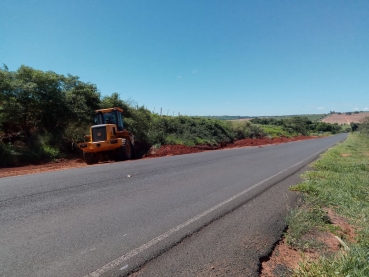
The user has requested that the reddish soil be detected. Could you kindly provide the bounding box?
[321,112,369,124]
[260,209,356,277]
[0,136,319,178]
[0,158,90,178]
[144,136,318,158]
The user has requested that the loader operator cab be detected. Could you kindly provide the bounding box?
[94,108,124,131]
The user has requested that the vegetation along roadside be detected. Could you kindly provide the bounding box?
[261,131,369,276]
[0,65,358,167]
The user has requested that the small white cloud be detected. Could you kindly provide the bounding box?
[353,107,359,110]
[363,107,369,110]
[317,107,324,110]
[177,76,182,79]
[191,70,198,74]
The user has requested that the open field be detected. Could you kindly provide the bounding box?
[266,114,326,121]
[228,117,253,122]
[228,114,326,122]
[321,112,369,124]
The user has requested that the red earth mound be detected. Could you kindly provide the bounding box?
[144,136,318,158]
[1,136,320,178]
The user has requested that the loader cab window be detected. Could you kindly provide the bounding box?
[95,112,116,125]
[95,112,104,125]
[95,111,124,131]
[104,112,116,125]
[115,110,124,131]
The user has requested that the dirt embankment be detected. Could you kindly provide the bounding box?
[0,136,318,178]
[144,136,316,158]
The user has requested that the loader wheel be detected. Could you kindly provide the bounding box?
[83,152,99,165]
[131,143,136,159]
[116,139,132,161]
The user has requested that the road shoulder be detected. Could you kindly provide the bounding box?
[126,166,309,277]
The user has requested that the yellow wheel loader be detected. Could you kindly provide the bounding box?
[78,107,135,165]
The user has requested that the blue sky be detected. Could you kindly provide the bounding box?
[1,0,368,116]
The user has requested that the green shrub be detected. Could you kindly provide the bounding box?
[0,142,19,167]
[42,145,60,159]
[230,121,267,139]
[147,116,235,146]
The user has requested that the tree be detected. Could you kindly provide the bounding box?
[359,117,369,134]
[0,65,72,137]
[350,122,359,132]
[64,74,100,124]
[100,92,126,109]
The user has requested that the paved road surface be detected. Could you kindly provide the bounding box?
[0,134,347,277]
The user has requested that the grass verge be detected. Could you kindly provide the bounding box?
[286,133,369,276]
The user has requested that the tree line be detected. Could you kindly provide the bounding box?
[0,65,237,166]
[250,117,343,135]
[0,65,353,167]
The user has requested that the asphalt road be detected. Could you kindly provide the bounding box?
[0,134,347,277]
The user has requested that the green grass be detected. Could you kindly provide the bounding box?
[254,124,296,138]
[296,245,369,277]
[285,205,331,250]
[287,133,369,276]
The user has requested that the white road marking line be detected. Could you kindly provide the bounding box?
[84,142,338,277]
[120,265,129,271]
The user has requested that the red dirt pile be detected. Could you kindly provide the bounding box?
[1,136,319,178]
[144,136,318,158]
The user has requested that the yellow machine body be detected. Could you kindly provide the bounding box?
[77,107,135,164]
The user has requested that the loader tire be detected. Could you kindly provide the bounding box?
[83,152,99,165]
[131,143,136,159]
[116,139,132,161]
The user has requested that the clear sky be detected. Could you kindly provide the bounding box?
[1,0,368,116]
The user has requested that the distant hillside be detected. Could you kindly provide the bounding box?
[321,112,369,124]
[205,114,327,122]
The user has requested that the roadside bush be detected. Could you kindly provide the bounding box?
[0,142,18,167]
[64,122,90,143]
[147,116,235,146]
[231,121,267,139]
[359,116,369,134]
[251,116,342,135]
